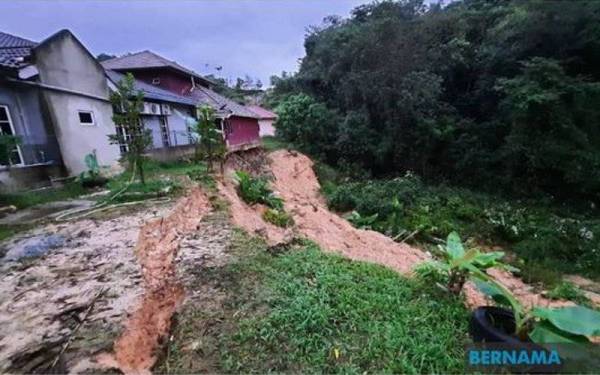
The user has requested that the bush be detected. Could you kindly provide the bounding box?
[262,208,294,228]
[324,174,600,279]
[547,282,590,305]
[235,170,283,210]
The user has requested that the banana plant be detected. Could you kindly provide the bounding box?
[426,231,517,295]
[475,279,600,344]
[345,211,379,230]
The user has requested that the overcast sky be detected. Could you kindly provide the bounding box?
[0,0,369,86]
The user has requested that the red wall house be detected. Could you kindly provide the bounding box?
[224,116,261,151]
[102,50,262,152]
[130,68,194,95]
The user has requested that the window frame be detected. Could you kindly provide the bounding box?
[0,104,24,166]
[78,110,96,126]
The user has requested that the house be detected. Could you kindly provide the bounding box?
[0,29,122,190]
[101,51,262,152]
[105,70,198,162]
[247,105,277,137]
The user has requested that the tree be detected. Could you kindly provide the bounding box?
[108,73,153,184]
[268,0,600,202]
[190,105,226,173]
[0,134,21,167]
[97,53,116,62]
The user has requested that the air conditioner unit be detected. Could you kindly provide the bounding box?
[149,103,161,115]
[139,102,160,115]
[161,104,171,115]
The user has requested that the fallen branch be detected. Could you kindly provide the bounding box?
[399,229,420,244]
[50,287,108,370]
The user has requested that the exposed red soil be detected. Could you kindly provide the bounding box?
[97,188,211,374]
[222,149,576,310]
[217,180,289,246]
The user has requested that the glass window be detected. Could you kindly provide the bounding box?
[0,105,23,165]
[78,111,95,126]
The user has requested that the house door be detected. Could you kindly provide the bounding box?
[0,105,23,165]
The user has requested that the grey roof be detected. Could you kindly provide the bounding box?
[0,31,37,69]
[101,50,213,86]
[106,70,197,106]
[187,86,259,119]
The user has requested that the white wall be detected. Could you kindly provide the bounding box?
[258,119,275,137]
[34,31,121,175]
[167,104,193,146]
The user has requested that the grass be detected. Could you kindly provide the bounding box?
[158,231,471,373]
[222,234,469,373]
[0,181,88,210]
[547,281,591,305]
[261,135,290,152]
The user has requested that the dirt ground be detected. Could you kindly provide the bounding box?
[97,188,212,374]
[0,201,173,373]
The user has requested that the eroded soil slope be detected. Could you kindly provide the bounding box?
[222,149,573,309]
[98,188,212,374]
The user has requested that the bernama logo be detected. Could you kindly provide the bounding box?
[469,348,561,366]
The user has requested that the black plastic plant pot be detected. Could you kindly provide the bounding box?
[469,306,523,344]
[468,307,564,373]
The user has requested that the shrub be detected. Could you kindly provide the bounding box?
[547,282,590,305]
[324,172,600,279]
[234,170,283,210]
[262,208,294,228]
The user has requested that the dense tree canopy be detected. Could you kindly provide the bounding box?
[269,0,600,202]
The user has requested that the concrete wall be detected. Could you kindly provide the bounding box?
[146,144,195,163]
[258,119,275,137]
[143,103,194,149]
[167,103,193,146]
[0,82,62,165]
[34,31,121,175]
[0,164,65,191]
[143,115,163,149]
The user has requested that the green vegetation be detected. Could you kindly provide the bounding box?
[108,72,153,184]
[547,282,590,305]
[262,207,294,227]
[424,232,515,295]
[0,181,87,210]
[0,134,22,166]
[234,170,283,209]
[261,135,289,152]
[220,233,469,373]
[321,173,600,282]
[101,159,210,203]
[268,0,600,203]
[190,105,226,172]
[476,278,600,344]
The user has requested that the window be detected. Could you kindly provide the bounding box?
[78,111,95,126]
[0,105,23,165]
[152,77,161,85]
[115,118,145,155]
[159,116,170,147]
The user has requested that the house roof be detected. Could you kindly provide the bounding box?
[187,86,259,119]
[0,31,37,69]
[106,69,197,106]
[101,50,213,86]
[247,105,277,119]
